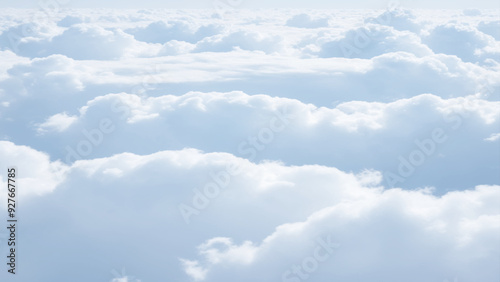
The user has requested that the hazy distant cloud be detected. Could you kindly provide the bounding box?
[286,13,330,28]
[19,24,146,60]
[126,21,223,44]
[318,24,431,58]
[194,30,284,53]
[1,0,498,9]
[423,23,500,63]
[364,8,421,33]
[478,20,500,40]
[2,54,85,96]
[57,15,86,27]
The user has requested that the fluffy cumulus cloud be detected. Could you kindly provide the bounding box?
[364,8,421,33]
[17,24,152,60]
[57,15,86,27]
[36,112,78,133]
[194,30,284,54]
[0,54,85,100]
[0,22,59,53]
[27,90,500,192]
[478,20,500,40]
[0,141,67,197]
[0,8,499,282]
[126,20,223,44]
[286,13,330,28]
[183,185,500,282]
[318,24,432,58]
[0,49,29,80]
[4,49,495,115]
[0,145,498,281]
[423,23,500,63]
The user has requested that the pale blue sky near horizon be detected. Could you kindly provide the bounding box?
[0,0,499,9]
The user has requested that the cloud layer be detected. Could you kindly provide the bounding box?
[0,143,498,281]
[0,7,498,282]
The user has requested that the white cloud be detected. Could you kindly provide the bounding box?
[158,40,195,56]
[180,259,208,281]
[58,15,86,27]
[3,54,85,96]
[10,23,158,60]
[0,50,29,80]
[182,184,500,282]
[194,30,284,54]
[478,20,500,40]
[0,141,68,198]
[423,23,500,63]
[26,90,499,192]
[485,132,500,142]
[286,13,330,28]
[126,20,223,44]
[0,21,60,53]
[364,8,421,33]
[37,112,78,133]
[0,144,495,281]
[318,24,432,58]
[2,49,495,110]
